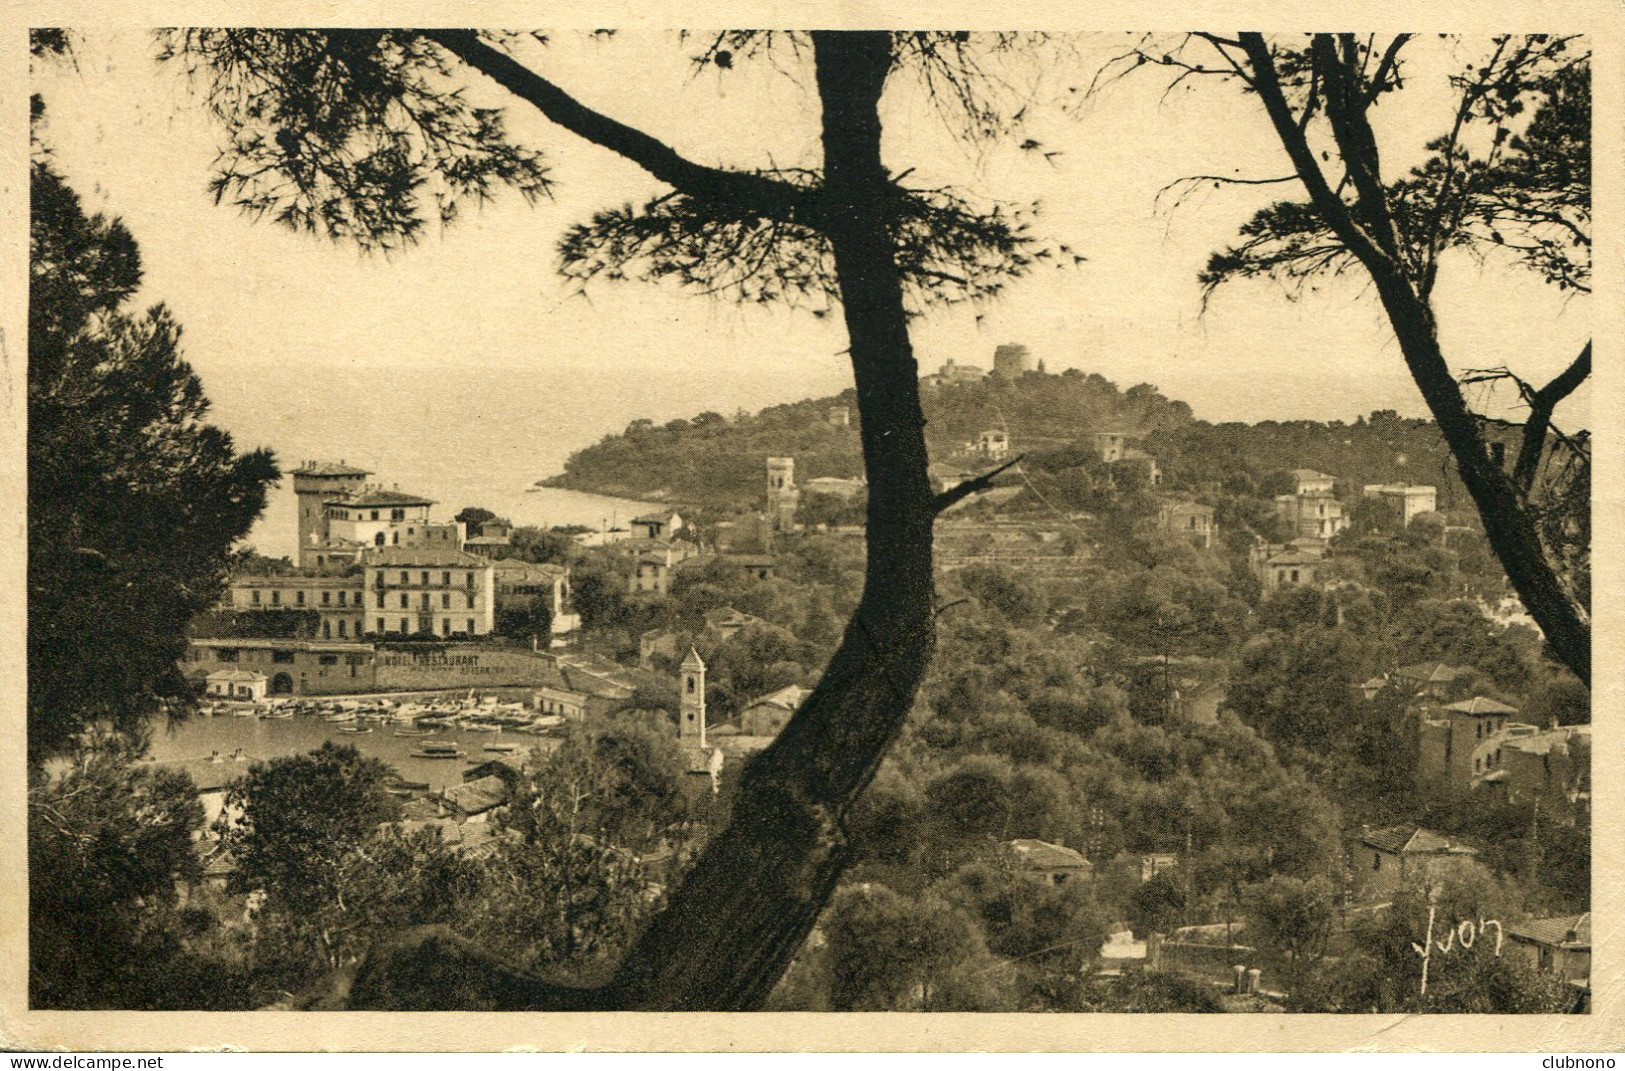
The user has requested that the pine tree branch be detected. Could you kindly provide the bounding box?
[930,454,1025,515]
[1235,34,1387,271]
[1514,341,1591,492]
[419,30,822,228]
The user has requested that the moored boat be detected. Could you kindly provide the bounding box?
[410,746,466,760]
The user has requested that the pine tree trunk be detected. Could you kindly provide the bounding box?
[1363,268,1590,687]
[348,31,939,1012]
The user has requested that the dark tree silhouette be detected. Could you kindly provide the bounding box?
[28,157,279,767]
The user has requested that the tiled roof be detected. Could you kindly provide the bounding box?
[1506,913,1590,949]
[1443,696,1521,716]
[492,559,569,580]
[201,848,237,878]
[442,775,510,815]
[1290,468,1333,480]
[1360,826,1477,856]
[292,461,372,477]
[231,572,363,585]
[1008,839,1093,871]
[744,684,812,713]
[1505,726,1588,756]
[364,546,490,568]
[333,489,436,508]
[206,668,267,683]
[1394,662,1469,684]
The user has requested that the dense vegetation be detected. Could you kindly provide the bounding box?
[545,367,1485,525]
[545,370,1194,505]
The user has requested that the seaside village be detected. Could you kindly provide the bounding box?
[169,344,1589,1003]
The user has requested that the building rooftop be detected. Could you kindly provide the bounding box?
[292,461,372,478]
[205,668,268,683]
[1008,839,1093,871]
[681,646,707,672]
[1393,662,1471,685]
[492,559,569,579]
[365,546,491,568]
[1266,550,1324,567]
[1360,825,1478,857]
[442,775,510,816]
[1442,696,1521,716]
[743,684,812,713]
[330,488,437,508]
[230,571,364,584]
[1506,913,1590,950]
[1504,724,1589,755]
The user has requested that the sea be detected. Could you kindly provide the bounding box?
[200,357,856,560]
[145,711,538,795]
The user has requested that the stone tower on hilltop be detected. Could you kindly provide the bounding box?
[680,647,707,746]
[291,460,371,567]
[992,343,1035,378]
[767,456,799,532]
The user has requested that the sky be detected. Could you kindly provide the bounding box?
[30,31,1591,447]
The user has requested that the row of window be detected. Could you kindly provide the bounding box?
[373,591,478,610]
[309,616,487,639]
[373,617,478,636]
[247,571,483,608]
[251,588,357,607]
[378,570,480,588]
[202,647,366,665]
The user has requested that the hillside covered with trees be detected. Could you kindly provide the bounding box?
[544,366,1475,515]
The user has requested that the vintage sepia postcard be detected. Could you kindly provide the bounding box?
[2,0,1620,1054]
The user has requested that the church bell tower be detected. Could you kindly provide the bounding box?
[680,647,707,747]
